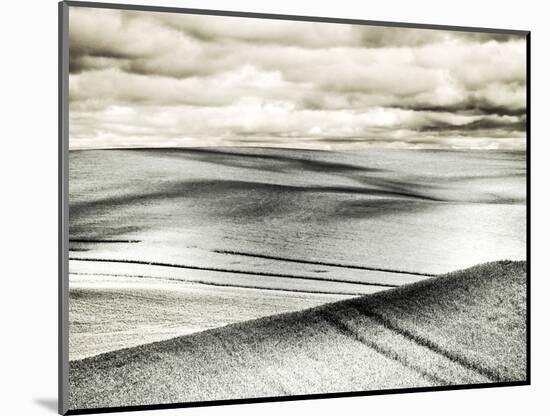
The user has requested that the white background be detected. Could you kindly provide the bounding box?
[1,0,547,415]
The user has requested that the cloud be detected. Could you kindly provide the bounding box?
[68,7,527,150]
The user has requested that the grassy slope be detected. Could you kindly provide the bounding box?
[69,274,351,360]
[69,260,527,410]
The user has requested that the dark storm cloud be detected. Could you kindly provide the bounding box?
[403,100,526,117]
[68,7,527,150]
[418,116,526,134]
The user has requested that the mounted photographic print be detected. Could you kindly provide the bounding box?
[58,1,530,414]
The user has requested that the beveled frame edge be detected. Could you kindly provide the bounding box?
[63,0,530,35]
[58,1,531,415]
[59,1,70,415]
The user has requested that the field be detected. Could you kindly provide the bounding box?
[69,260,527,410]
[68,146,526,409]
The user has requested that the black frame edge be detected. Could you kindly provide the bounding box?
[525,31,531,386]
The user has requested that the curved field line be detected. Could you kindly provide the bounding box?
[318,310,448,385]
[214,250,436,277]
[364,311,500,381]
[69,239,141,243]
[68,257,399,288]
[70,271,365,296]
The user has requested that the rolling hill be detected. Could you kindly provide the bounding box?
[69,260,527,410]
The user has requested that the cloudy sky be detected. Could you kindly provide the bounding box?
[68,7,527,150]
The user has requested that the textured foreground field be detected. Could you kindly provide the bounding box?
[69,260,527,410]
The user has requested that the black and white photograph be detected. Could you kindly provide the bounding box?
[63,2,527,413]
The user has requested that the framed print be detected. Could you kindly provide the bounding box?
[58,1,530,414]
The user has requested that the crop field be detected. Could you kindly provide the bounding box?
[69,260,527,410]
[68,147,526,361]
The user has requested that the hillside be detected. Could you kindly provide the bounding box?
[69,260,527,410]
